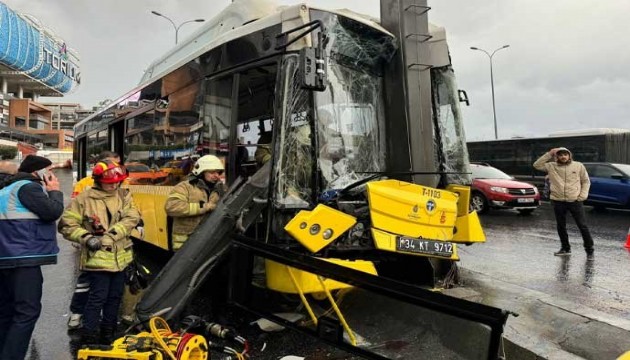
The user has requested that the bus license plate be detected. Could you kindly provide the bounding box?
[396,236,454,257]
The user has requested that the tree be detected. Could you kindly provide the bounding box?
[0,145,17,160]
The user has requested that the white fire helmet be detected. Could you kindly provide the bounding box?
[192,155,224,176]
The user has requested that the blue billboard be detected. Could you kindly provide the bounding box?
[0,2,80,94]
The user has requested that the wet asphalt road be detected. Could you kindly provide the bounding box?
[23,170,630,358]
[458,204,630,321]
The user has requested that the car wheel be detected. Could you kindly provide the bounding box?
[470,193,489,214]
[518,209,534,215]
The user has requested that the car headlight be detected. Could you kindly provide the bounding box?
[490,186,509,193]
[532,187,539,194]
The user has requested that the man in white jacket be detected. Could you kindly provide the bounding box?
[533,147,594,258]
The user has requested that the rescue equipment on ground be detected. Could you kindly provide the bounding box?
[77,315,250,359]
[77,316,209,360]
[179,315,250,359]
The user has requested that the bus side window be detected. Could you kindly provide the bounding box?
[201,76,234,183]
[235,119,273,178]
[233,64,277,179]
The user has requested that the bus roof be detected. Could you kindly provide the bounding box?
[546,128,630,137]
[76,0,394,132]
[138,1,393,88]
[468,128,630,143]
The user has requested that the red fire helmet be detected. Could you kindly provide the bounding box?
[92,160,128,184]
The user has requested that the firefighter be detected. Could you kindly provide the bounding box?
[165,155,227,250]
[58,160,141,345]
[68,151,142,330]
[72,151,121,198]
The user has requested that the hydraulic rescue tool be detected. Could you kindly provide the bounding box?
[77,316,250,360]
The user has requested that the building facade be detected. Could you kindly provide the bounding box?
[42,102,95,131]
[0,1,81,149]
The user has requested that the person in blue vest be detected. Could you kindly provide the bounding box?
[0,155,64,360]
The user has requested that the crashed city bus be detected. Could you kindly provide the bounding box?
[73,1,509,358]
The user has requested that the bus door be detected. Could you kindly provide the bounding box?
[231,63,278,182]
[109,120,125,160]
[74,137,86,180]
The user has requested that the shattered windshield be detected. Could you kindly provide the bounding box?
[273,11,395,206]
[313,11,393,191]
[432,66,472,184]
[274,56,313,208]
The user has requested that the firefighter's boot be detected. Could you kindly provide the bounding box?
[79,329,100,346]
[99,325,116,345]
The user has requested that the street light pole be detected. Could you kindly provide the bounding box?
[151,11,205,45]
[470,45,510,140]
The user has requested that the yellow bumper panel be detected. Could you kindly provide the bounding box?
[265,258,377,294]
[366,180,458,241]
[445,184,471,217]
[452,210,486,243]
[284,204,357,253]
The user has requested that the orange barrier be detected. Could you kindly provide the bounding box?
[625,227,630,249]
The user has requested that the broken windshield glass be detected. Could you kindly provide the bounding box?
[313,11,395,191]
[274,56,313,208]
[432,66,472,185]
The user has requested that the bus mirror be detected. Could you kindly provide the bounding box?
[276,20,327,91]
[458,90,470,106]
[299,47,327,91]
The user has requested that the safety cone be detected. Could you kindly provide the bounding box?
[625,227,630,249]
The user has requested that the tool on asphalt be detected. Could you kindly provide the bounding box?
[77,315,251,360]
[77,316,209,360]
[179,315,250,359]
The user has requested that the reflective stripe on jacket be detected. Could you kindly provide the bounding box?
[58,186,141,272]
[165,178,226,250]
[0,180,58,268]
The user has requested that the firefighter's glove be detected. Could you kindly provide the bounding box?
[136,226,145,239]
[86,236,102,252]
[201,201,217,214]
[101,236,114,249]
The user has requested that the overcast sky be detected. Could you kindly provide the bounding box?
[5,0,629,141]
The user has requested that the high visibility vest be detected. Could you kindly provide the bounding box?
[0,180,58,268]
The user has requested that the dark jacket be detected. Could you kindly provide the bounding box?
[0,173,64,269]
[0,172,13,189]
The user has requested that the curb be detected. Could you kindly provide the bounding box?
[453,268,630,360]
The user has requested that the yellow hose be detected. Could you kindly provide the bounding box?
[149,317,177,360]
